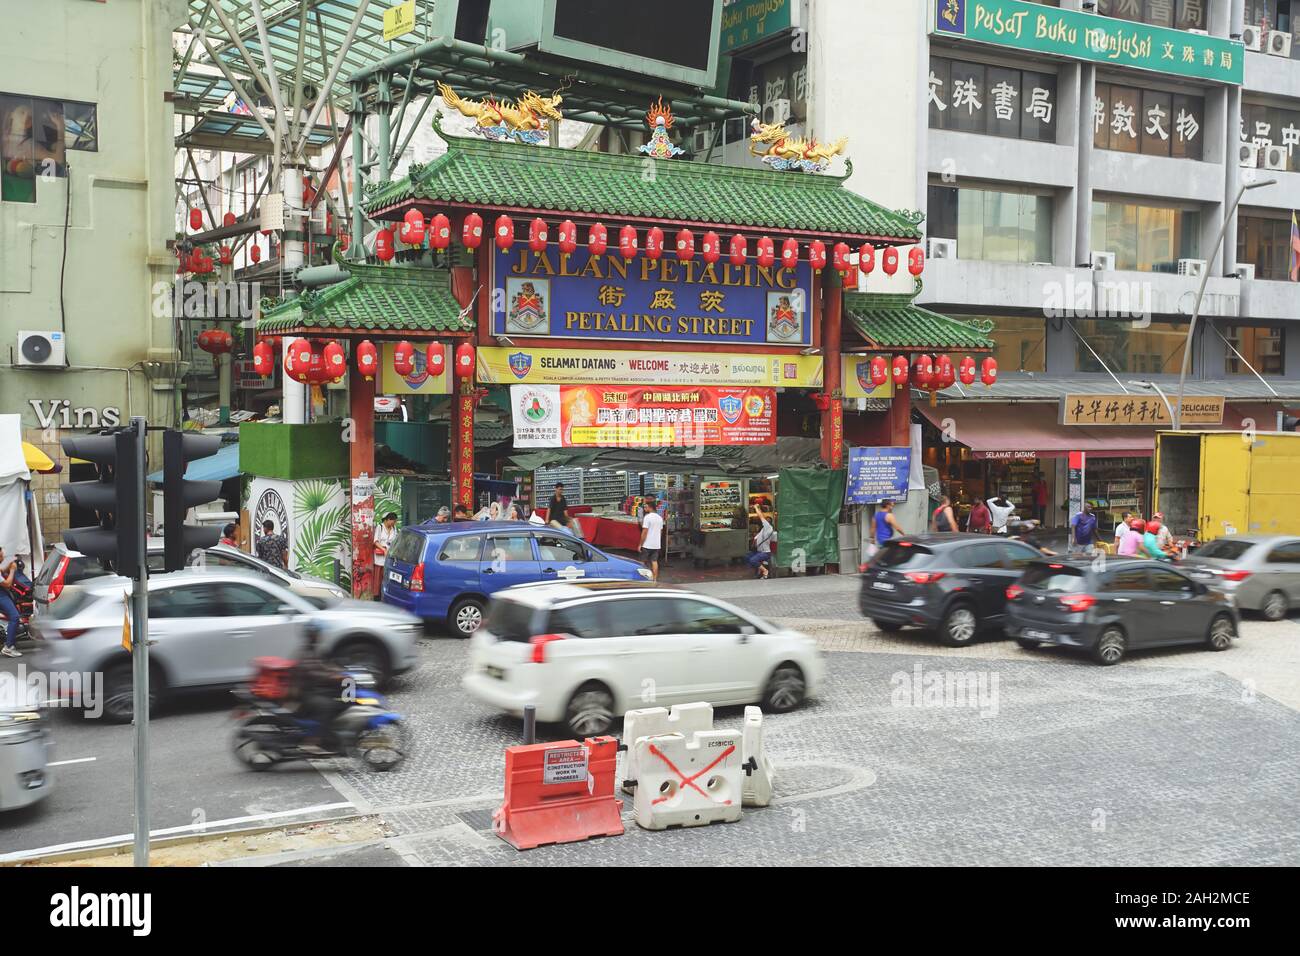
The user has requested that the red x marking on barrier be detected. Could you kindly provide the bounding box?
[647,742,736,805]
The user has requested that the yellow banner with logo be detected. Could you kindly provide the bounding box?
[841,354,895,400]
[383,1,416,42]
[380,342,453,395]
[477,346,823,389]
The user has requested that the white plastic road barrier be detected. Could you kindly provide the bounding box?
[621,702,714,794]
[741,705,776,807]
[632,729,743,830]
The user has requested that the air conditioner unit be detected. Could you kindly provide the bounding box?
[1235,263,1256,281]
[1263,144,1288,170]
[692,127,710,153]
[16,331,66,368]
[927,237,957,260]
[764,98,791,126]
[1239,142,1261,167]
[1268,30,1293,57]
[1090,250,1115,271]
[1242,25,1263,52]
[1177,258,1208,278]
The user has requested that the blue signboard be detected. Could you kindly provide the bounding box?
[846,446,911,505]
[492,242,814,347]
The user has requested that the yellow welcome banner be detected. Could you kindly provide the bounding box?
[477,346,824,389]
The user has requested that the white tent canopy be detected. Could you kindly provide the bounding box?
[0,415,35,562]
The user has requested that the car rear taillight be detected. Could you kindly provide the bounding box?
[858,562,871,573]
[58,628,87,639]
[529,633,566,663]
[1006,584,1024,600]
[410,563,425,592]
[904,571,945,584]
[1220,569,1252,582]
[1059,594,1096,613]
[47,555,70,602]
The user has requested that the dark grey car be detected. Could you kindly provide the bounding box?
[1005,557,1239,665]
[1180,535,1300,621]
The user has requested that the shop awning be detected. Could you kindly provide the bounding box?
[22,442,55,473]
[844,291,995,352]
[147,442,241,483]
[917,403,1154,459]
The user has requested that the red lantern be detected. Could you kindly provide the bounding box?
[701,230,720,264]
[869,355,888,387]
[322,340,346,383]
[842,265,859,289]
[729,234,748,266]
[218,245,232,265]
[285,338,313,378]
[252,340,274,377]
[429,213,450,249]
[557,219,577,255]
[189,208,203,231]
[883,246,899,276]
[808,240,826,270]
[196,329,211,353]
[891,355,909,386]
[780,238,799,267]
[909,246,925,276]
[393,340,415,377]
[404,214,425,247]
[426,343,446,377]
[404,208,423,231]
[375,228,394,261]
[588,222,608,256]
[398,222,412,245]
[250,242,262,264]
[832,242,850,272]
[494,215,514,250]
[981,356,998,387]
[958,356,977,386]
[305,350,330,386]
[675,228,695,261]
[356,340,378,381]
[454,341,475,378]
[859,243,876,274]
[913,354,934,387]
[529,217,548,252]
[462,212,483,249]
[756,236,775,268]
[935,354,954,389]
[645,226,664,259]
[222,212,236,227]
[618,224,638,259]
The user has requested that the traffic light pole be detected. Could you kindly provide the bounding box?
[128,417,150,867]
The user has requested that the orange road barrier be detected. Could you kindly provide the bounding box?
[492,737,625,850]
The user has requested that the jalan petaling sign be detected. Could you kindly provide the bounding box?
[492,242,815,348]
[933,0,1244,86]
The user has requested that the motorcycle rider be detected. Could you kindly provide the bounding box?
[289,620,347,754]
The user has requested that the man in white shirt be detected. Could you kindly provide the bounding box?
[986,496,1016,534]
[639,495,665,581]
[372,512,398,598]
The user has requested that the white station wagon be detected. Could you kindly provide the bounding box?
[462,581,822,737]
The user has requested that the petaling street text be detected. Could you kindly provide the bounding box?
[506,248,800,290]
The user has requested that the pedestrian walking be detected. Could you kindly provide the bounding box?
[639,495,664,581]
[931,495,957,532]
[220,519,239,548]
[372,511,398,598]
[967,498,992,534]
[255,519,289,569]
[1113,511,1132,550]
[1032,476,1049,524]
[987,496,1016,535]
[1069,502,1098,554]
[873,499,903,553]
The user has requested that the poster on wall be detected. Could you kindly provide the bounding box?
[510,384,776,448]
[350,475,376,600]
[841,354,895,400]
[380,342,453,395]
[846,446,912,505]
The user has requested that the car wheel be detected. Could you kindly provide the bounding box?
[448,597,485,637]
[101,662,160,724]
[762,663,806,713]
[1092,626,1127,666]
[331,638,391,686]
[1207,614,1236,651]
[1015,638,1044,651]
[872,619,904,633]
[1262,590,1288,622]
[937,603,978,647]
[565,683,615,738]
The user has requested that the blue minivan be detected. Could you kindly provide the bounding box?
[381,520,652,636]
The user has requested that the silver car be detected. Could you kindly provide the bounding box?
[33,569,422,723]
[1181,535,1300,620]
[0,680,51,811]
[33,542,349,616]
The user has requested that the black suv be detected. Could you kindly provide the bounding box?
[859,533,1043,646]
[1005,557,1239,665]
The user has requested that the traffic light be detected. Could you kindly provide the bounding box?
[162,431,224,572]
[60,427,145,578]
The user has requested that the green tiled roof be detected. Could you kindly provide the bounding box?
[844,291,994,351]
[258,261,473,335]
[364,122,923,242]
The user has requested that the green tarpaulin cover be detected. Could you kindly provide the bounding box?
[775,467,846,569]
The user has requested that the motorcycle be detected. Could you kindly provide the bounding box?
[231,659,407,772]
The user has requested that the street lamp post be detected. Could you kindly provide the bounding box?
[1173,178,1277,429]
[1128,380,1175,423]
